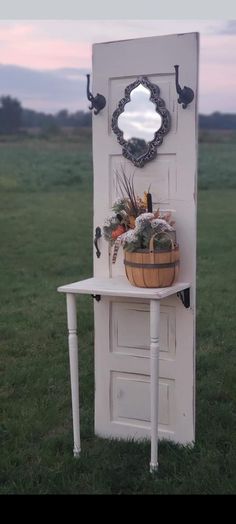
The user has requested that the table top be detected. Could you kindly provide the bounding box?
[57,276,190,300]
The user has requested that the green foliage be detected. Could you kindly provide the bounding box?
[122,223,174,252]
[103,216,120,243]
[112,198,128,214]
[123,234,142,252]
[154,234,173,250]
[0,131,235,494]
[140,224,153,248]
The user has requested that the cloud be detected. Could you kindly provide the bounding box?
[0,37,91,70]
[0,65,88,112]
[0,21,235,113]
[0,23,34,40]
[0,19,227,70]
[217,20,236,35]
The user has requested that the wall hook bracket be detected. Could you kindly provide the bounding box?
[177,288,190,309]
[174,65,194,109]
[91,294,101,302]
[86,74,106,115]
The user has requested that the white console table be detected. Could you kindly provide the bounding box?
[58,276,190,472]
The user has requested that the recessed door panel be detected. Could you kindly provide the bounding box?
[111,301,176,358]
[111,372,173,429]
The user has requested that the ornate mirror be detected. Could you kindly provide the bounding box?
[111,76,171,168]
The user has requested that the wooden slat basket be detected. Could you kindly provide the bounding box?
[124,235,179,288]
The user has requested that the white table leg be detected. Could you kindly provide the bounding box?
[150,299,160,473]
[66,293,81,458]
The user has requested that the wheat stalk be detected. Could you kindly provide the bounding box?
[115,166,139,217]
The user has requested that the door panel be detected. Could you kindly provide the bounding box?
[93,33,199,444]
[111,372,174,429]
[110,301,176,358]
[110,154,177,206]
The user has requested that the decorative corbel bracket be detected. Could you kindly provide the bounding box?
[177,288,190,308]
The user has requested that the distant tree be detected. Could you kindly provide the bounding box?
[0,96,22,133]
[57,109,69,119]
[56,109,69,126]
[70,110,92,127]
[81,111,92,127]
[22,108,39,128]
[127,137,148,157]
[199,112,236,130]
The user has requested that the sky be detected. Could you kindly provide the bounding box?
[0,19,235,114]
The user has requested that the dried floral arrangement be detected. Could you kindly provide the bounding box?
[103,167,176,263]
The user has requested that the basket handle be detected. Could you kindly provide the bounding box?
[149,232,175,264]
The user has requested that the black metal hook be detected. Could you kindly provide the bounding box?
[94,226,102,258]
[86,74,106,115]
[91,294,101,302]
[174,65,194,109]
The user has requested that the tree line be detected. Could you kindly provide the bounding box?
[0,96,92,134]
[0,95,236,134]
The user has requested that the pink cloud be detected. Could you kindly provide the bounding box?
[0,37,91,69]
[0,23,34,41]
[0,23,91,69]
[201,34,236,63]
[0,21,235,113]
[201,63,236,91]
[200,35,236,92]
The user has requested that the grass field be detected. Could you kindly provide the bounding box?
[0,130,235,494]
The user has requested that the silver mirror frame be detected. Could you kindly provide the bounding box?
[111,76,171,168]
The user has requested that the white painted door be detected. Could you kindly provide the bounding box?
[92,33,199,444]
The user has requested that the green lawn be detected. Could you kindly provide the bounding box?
[0,133,235,494]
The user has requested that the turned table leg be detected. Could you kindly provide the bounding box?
[66,293,81,458]
[150,299,160,472]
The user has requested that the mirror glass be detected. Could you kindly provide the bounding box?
[111,76,171,168]
[118,85,162,160]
